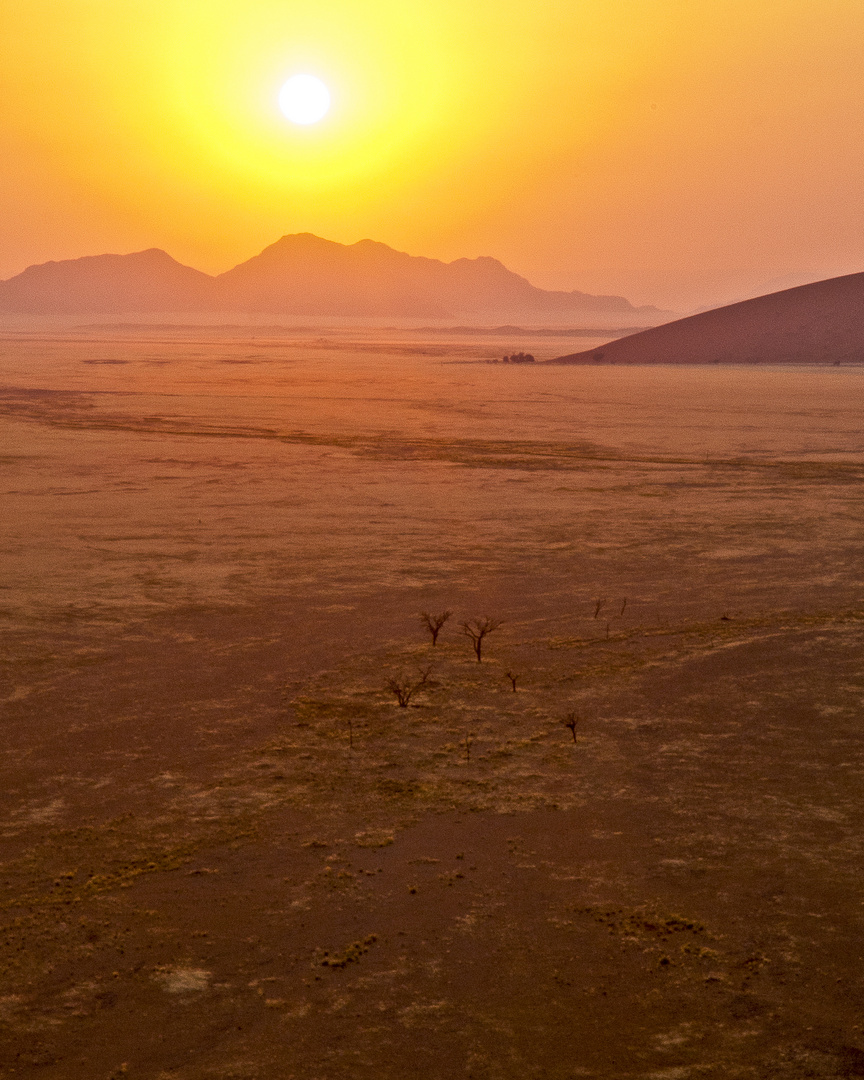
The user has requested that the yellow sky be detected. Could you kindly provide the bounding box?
[2,0,864,308]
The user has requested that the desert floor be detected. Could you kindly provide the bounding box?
[2,326,864,1078]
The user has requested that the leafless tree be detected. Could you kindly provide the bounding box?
[504,671,519,691]
[385,677,414,707]
[460,617,503,662]
[594,598,606,620]
[420,610,453,646]
[619,598,628,617]
[562,711,579,743]
[385,666,432,708]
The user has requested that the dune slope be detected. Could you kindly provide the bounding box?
[548,272,864,364]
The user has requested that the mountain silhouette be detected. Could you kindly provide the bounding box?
[212,234,650,318]
[547,272,864,365]
[0,234,660,319]
[0,248,214,315]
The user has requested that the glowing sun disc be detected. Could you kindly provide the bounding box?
[278,74,331,125]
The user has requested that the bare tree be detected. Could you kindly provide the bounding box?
[385,666,432,708]
[460,617,503,662]
[419,610,453,646]
[562,711,579,743]
[504,671,519,692]
[593,598,606,620]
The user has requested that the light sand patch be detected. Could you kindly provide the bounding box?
[154,967,211,994]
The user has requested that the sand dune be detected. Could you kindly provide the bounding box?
[548,271,864,364]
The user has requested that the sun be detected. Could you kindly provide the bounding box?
[278,74,331,125]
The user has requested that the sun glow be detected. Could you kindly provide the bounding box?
[158,1,465,197]
[0,0,683,281]
[278,74,330,124]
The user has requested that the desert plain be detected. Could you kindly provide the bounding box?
[2,325,864,1078]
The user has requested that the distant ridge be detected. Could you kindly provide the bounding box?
[547,272,864,365]
[0,234,664,321]
[0,249,214,315]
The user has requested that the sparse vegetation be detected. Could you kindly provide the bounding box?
[320,934,378,969]
[505,670,519,691]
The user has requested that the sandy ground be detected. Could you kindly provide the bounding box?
[2,327,864,1078]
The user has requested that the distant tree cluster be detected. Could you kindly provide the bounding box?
[385,610,507,707]
[501,352,535,363]
[375,599,637,747]
[418,611,503,661]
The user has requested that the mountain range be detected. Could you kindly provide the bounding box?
[549,272,864,365]
[0,233,662,321]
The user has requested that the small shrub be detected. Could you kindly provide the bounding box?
[562,711,579,743]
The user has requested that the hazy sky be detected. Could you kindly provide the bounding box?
[2,0,864,310]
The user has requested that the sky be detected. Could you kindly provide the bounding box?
[2,0,864,310]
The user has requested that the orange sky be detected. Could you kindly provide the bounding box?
[2,0,864,310]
